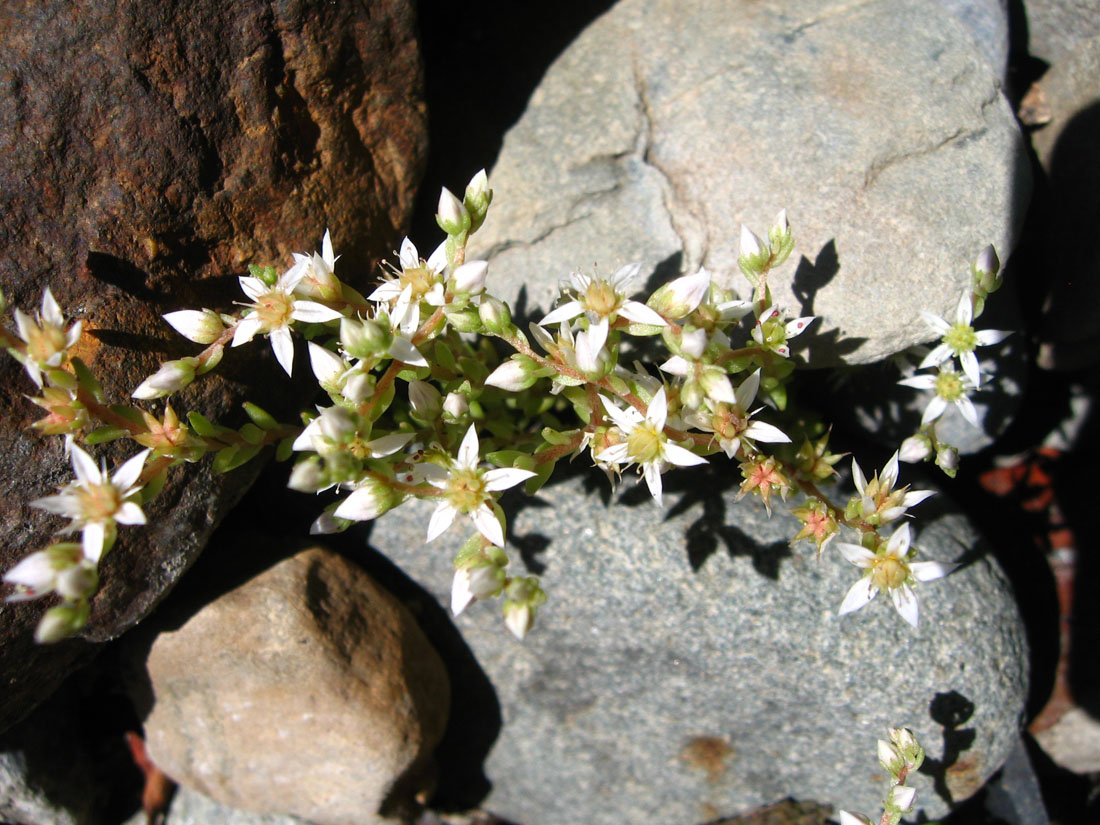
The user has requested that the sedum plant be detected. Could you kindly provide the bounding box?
[2,170,1009,643]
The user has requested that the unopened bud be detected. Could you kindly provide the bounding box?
[478,296,512,334]
[443,392,468,419]
[888,784,916,812]
[738,224,771,284]
[647,268,710,320]
[132,358,196,399]
[55,562,98,601]
[463,169,493,232]
[899,433,932,463]
[451,260,489,294]
[35,601,89,644]
[288,457,328,493]
[409,380,443,420]
[973,244,1002,294]
[436,186,471,236]
[935,445,959,476]
[485,356,538,391]
[332,476,399,522]
[340,317,388,359]
[317,406,357,443]
[163,309,226,344]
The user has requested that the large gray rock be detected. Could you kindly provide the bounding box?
[142,546,449,825]
[372,465,1028,825]
[1025,0,1100,65]
[939,0,1011,77]
[473,0,1028,366]
[122,785,310,825]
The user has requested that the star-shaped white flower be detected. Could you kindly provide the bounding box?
[13,288,83,387]
[284,229,341,301]
[595,388,707,506]
[897,365,979,426]
[540,263,668,328]
[682,370,791,457]
[851,451,934,525]
[423,425,535,547]
[30,446,150,562]
[231,265,343,375]
[369,238,448,307]
[837,523,955,627]
[919,292,1010,387]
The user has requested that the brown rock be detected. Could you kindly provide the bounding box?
[142,546,449,825]
[0,0,426,731]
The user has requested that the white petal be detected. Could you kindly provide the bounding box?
[426,501,457,542]
[3,551,57,592]
[451,569,475,616]
[594,443,630,464]
[619,301,668,327]
[645,388,668,430]
[743,421,790,444]
[610,262,642,289]
[959,350,981,388]
[238,276,267,301]
[114,501,146,526]
[232,316,263,347]
[886,523,911,557]
[662,442,707,467]
[897,374,937,390]
[322,229,336,268]
[398,237,419,270]
[456,425,480,470]
[29,493,82,518]
[41,288,63,325]
[735,370,762,411]
[270,327,295,375]
[921,395,948,425]
[837,543,877,568]
[642,461,664,506]
[82,522,106,563]
[881,452,900,488]
[368,281,403,302]
[659,356,690,377]
[784,317,814,338]
[426,242,448,273]
[540,301,584,326]
[911,559,956,582]
[365,432,413,458]
[484,467,537,492]
[901,489,934,509]
[308,342,345,385]
[919,343,953,369]
[975,329,1011,347]
[920,311,951,335]
[890,584,920,627]
[839,577,877,615]
[851,458,867,495]
[529,323,555,352]
[599,396,640,432]
[957,395,979,427]
[70,445,100,485]
[575,319,608,373]
[291,300,343,324]
[292,418,322,452]
[471,504,505,547]
[111,449,150,492]
[387,336,428,367]
[954,292,973,325]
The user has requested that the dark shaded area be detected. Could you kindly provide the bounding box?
[921,690,978,807]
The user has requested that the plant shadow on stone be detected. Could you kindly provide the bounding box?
[919,690,977,808]
[790,239,867,365]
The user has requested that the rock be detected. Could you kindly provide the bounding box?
[1033,707,1100,774]
[472,0,1028,367]
[938,0,1011,78]
[1024,0,1100,66]
[0,0,426,731]
[123,784,311,825]
[141,545,449,825]
[371,464,1028,825]
[1029,35,1100,370]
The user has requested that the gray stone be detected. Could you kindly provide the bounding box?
[938,0,1011,77]
[472,0,1029,367]
[143,546,449,825]
[1025,0,1100,65]
[371,465,1028,825]
[122,784,310,825]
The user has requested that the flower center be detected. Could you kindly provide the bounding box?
[255,290,294,330]
[944,322,978,355]
[870,556,908,591]
[934,370,965,401]
[401,265,437,301]
[446,469,488,513]
[27,324,68,365]
[627,424,663,464]
[584,280,620,317]
[77,482,123,521]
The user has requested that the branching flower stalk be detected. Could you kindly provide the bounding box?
[2,169,1009,643]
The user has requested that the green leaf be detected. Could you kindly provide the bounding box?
[239,423,265,445]
[188,411,218,438]
[275,436,295,462]
[110,405,147,425]
[85,426,130,445]
[213,443,262,473]
[525,460,555,495]
[140,468,169,503]
[243,402,278,431]
[434,340,458,372]
[69,358,105,402]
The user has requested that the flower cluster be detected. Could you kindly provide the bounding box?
[840,727,925,825]
[0,168,996,644]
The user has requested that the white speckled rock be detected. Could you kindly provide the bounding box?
[371,465,1028,825]
[473,0,1029,366]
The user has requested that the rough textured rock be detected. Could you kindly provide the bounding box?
[939,0,1011,77]
[1029,35,1100,370]
[1024,0,1100,65]
[372,465,1028,825]
[472,0,1028,367]
[123,785,310,825]
[0,0,426,732]
[142,546,449,825]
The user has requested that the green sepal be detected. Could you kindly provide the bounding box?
[551,373,585,388]
[85,426,130,445]
[243,402,279,431]
[196,345,224,374]
[365,381,395,423]
[604,374,631,397]
[625,322,665,337]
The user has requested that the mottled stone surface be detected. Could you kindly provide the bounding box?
[143,546,449,825]
[1024,0,1100,65]
[123,785,310,825]
[939,0,1011,77]
[372,464,1029,825]
[0,0,426,732]
[472,0,1028,367]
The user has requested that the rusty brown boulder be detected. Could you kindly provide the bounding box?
[0,0,426,732]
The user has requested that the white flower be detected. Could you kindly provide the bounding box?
[898,365,979,426]
[132,359,195,400]
[646,267,711,320]
[3,543,87,602]
[595,388,707,506]
[850,451,934,525]
[540,263,667,328]
[369,238,448,308]
[30,446,150,562]
[837,812,872,825]
[837,523,955,627]
[919,292,1010,387]
[231,266,343,375]
[750,305,815,359]
[13,288,83,387]
[284,229,341,301]
[162,308,226,344]
[682,370,790,458]
[423,425,535,547]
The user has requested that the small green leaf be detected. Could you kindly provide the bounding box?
[525,460,555,495]
[213,443,262,473]
[239,423,265,445]
[434,340,458,371]
[70,358,105,402]
[188,412,218,438]
[85,426,130,445]
[111,405,147,425]
[243,402,278,431]
[275,436,295,462]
